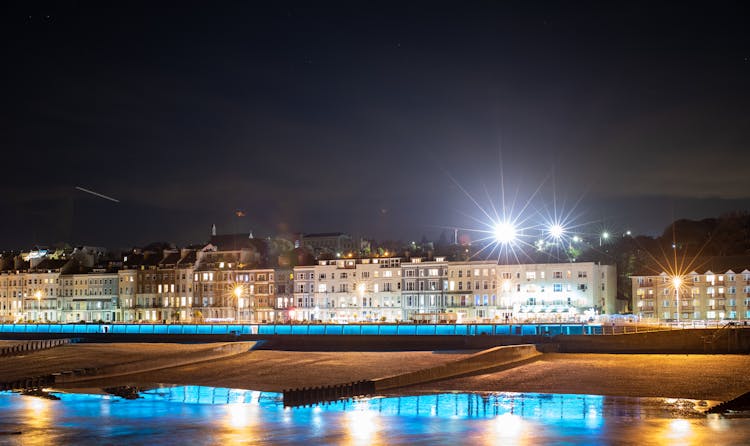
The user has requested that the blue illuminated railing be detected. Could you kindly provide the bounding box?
[0,323,602,336]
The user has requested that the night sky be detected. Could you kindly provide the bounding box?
[3,2,749,249]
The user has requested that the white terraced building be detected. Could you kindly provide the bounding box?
[495,262,616,322]
[631,259,750,322]
[295,257,403,323]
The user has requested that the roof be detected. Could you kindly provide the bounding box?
[177,250,197,266]
[160,252,181,266]
[32,258,70,272]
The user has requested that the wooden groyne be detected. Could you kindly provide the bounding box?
[0,339,73,357]
[283,380,376,407]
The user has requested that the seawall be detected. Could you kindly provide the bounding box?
[556,328,750,354]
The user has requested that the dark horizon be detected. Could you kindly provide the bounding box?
[3,2,749,250]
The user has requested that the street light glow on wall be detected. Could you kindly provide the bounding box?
[234,285,243,322]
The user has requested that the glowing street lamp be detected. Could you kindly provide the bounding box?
[494,221,517,244]
[671,277,682,324]
[599,231,610,247]
[234,285,243,323]
[548,224,564,240]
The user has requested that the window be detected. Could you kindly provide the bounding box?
[577,271,587,278]
[553,283,562,292]
[553,271,562,279]
[525,272,536,280]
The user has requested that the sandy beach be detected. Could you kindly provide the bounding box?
[1,343,747,401]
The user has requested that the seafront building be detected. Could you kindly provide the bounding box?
[295,257,403,323]
[0,241,619,324]
[401,257,449,321]
[497,262,617,321]
[59,269,118,323]
[631,257,750,322]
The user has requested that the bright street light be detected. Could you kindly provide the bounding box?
[494,221,517,244]
[549,224,564,239]
[599,231,610,247]
[672,276,682,324]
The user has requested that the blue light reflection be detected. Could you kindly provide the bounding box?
[0,387,748,445]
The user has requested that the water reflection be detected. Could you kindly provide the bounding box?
[345,402,381,445]
[0,387,748,445]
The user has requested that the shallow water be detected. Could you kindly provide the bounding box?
[0,387,747,445]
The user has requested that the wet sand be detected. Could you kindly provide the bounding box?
[1,344,748,400]
[402,353,750,401]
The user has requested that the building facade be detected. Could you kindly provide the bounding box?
[401,257,449,321]
[495,262,616,322]
[0,271,25,322]
[632,267,750,322]
[0,247,622,324]
[59,270,118,323]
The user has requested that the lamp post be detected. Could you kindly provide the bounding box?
[672,277,682,325]
[234,285,243,323]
